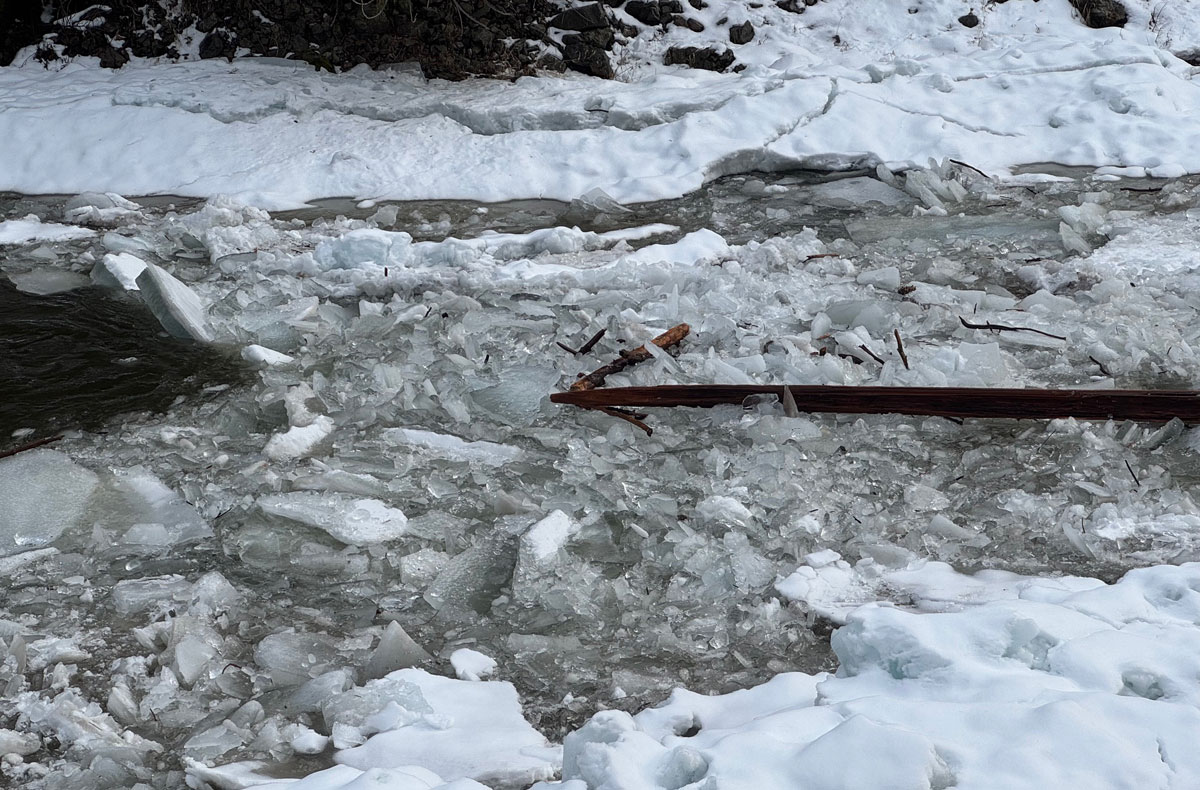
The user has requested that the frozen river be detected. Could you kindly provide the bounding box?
[4,166,1200,788]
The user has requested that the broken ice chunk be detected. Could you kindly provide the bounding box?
[520,510,579,564]
[0,215,95,245]
[0,449,99,557]
[364,621,432,679]
[451,648,497,682]
[242,344,295,368]
[259,492,409,545]
[90,252,147,290]
[111,575,192,616]
[8,268,91,295]
[103,466,213,548]
[383,428,523,467]
[254,631,340,687]
[470,365,561,427]
[135,263,215,342]
[264,415,336,461]
[695,495,753,527]
[315,228,414,270]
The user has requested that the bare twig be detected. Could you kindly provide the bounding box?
[858,344,886,366]
[578,328,607,355]
[804,253,840,262]
[894,329,910,370]
[0,435,62,460]
[595,407,653,435]
[959,316,1066,341]
[557,341,579,355]
[570,324,690,392]
[1125,459,1140,487]
[1090,356,1111,377]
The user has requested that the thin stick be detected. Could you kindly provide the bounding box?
[1089,356,1111,377]
[858,344,886,365]
[557,341,579,355]
[0,435,63,460]
[959,316,1066,341]
[578,328,607,355]
[570,324,690,392]
[595,407,653,435]
[1125,459,1140,487]
[551,385,1200,424]
[894,329,910,370]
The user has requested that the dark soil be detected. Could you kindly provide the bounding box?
[0,0,563,79]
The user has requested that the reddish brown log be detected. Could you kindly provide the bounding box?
[550,385,1200,423]
[569,324,691,392]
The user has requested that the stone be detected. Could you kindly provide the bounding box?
[729,20,754,43]
[958,12,979,27]
[624,0,662,25]
[1070,0,1127,28]
[687,0,706,7]
[663,46,735,72]
[548,3,610,31]
[673,15,704,31]
[562,36,615,78]
[198,30,236,60]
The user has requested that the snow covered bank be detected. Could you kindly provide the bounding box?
[2,2,1199,207]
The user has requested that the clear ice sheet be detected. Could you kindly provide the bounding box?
[3,169,1200,787]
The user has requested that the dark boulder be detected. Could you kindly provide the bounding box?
[664,45,735,72]
[198,29,236,60]
[729,20,755,44]
[562,35,615,78]
[1069,0,1127,28]
[624,0,662,25]
[958,12,979,27]
[676,15,705,31]
[549,3,611,31]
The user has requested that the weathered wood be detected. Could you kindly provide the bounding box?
[551,385,1200,423]
[569,324,691,392]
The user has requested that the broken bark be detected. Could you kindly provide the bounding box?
[551,385,1200,423]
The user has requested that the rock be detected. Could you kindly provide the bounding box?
[729,20,755,43]
[98,46,129,69]
[562,36,615,78]
[673,15,705,31]
[776,0,805,13]
[661,0,684,12]
[624,0,662,24]
[688,0,706,7]
[548,2,610,31]
[1069,0,1127,28]
[958,12,979,27]
[1176,50,1200,67]
[664,46,736,72]
[198,30,236,60]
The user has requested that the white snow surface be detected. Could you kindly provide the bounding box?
[0,216,96,245]
[554,563,1200,790]
[0,2,1198,208]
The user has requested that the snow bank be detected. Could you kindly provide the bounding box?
[555,563,1200,790]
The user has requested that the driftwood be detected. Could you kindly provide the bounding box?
[0,435,63,460]
[551,385,1200,423]
[570,324,690,392]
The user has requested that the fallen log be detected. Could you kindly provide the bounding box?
[570,323,690,392]
[550,385,1200,423]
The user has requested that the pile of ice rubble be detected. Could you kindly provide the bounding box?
[4,170,1200,789]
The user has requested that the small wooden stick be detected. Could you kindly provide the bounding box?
[570,324,690,392]
[0,435,62,460]
[858,344,886,366]
[949,159,991,180]
[595,407,653,435]
[578,328,607,355]
[894,329,910,370]
[959,316,1066,341]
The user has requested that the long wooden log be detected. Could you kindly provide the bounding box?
[550,385,1200,423]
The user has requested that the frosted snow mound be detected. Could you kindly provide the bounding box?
[333,669,560,787]
[559,563,1200,790]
